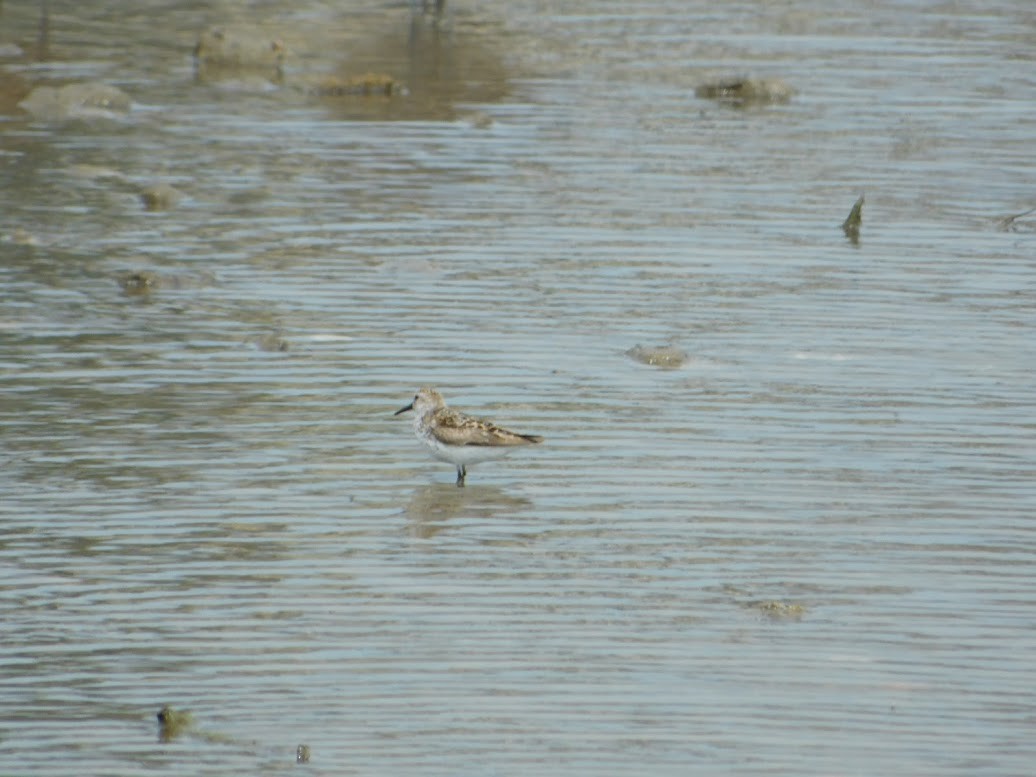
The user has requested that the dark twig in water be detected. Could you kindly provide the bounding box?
[411,0,446,17]
[35,0,51,60]
[842,194,864,243]
[996,206,1036,232]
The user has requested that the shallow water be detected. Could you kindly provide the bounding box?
[1,1,1034,774]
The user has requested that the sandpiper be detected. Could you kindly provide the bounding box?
[395,387,543,486]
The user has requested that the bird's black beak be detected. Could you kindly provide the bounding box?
[394,402,414,416]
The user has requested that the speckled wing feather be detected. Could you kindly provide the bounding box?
[430,409,543,447]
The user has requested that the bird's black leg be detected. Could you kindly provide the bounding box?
[456,465,466,487]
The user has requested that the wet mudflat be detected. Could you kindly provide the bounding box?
[1,1,1034,774]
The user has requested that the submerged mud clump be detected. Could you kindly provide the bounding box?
[192,26,407,98]
[194,26,286,84]
[303,72,406,97]
[118,269,215,296]
[695,77,794,105]
[18,82,131,120]
[195,26,286,70]
[626,344,689,369]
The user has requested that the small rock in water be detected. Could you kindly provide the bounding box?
[156,705,194,742]
[296,744,311,764]
[245,333,290,352]
[695,77,794,105]
[118,269,214,295]
[2,228,39,246]
[120,271,158,295]
[139,183,183,212]
[461,110,493,129]
[626,344,688,369]
[750,600,807,620]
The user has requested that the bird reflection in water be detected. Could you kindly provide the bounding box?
[404,483,531,539]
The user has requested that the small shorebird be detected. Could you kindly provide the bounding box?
[395,387,543,486]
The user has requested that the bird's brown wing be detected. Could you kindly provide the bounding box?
[430,409,542,447]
